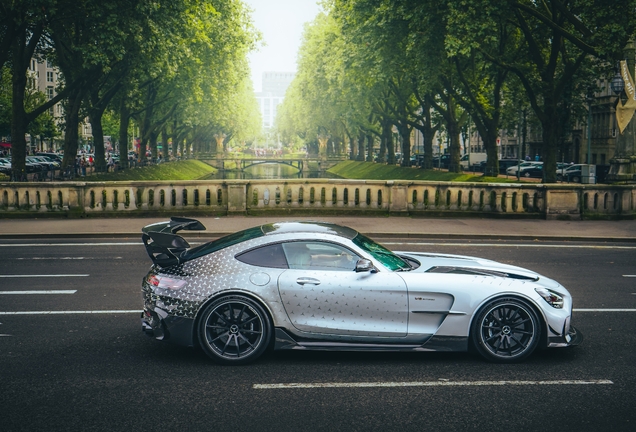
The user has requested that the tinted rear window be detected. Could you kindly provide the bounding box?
[182,226,264,261]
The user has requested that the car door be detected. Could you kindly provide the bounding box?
[277,241,408,337]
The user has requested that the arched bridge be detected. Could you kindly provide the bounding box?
[205,157,344,172]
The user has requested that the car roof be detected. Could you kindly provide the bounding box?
[261,221,358,240]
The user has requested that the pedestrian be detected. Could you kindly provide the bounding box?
[534,154,540,161]
[80,157,86,176]
[107,154,114,172]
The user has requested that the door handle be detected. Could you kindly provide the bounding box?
[296,277,320,286]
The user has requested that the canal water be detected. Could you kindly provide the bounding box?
[205,162,339,179]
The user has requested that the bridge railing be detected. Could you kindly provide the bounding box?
[1,179,635,219]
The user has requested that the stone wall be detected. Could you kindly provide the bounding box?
[1,179,635,219]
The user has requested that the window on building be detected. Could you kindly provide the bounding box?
[592,153,597,164]
[600,154,606,165]
[46,86,54,100]
[47,71,54,82]
[47,60,53,68]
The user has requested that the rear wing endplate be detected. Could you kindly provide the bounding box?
[141,217,206,267]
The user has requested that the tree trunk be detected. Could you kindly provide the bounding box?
[61,87,83,171]
[118,99,130,169]
[366,134,374,161]
[10,53,28,180]
[357,133,365,161]
[381,119,393,164]
[398,122,412,167]
[89,108,107,172]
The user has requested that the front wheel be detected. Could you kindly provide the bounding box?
[198,295,271,365]
[471,298,540,363]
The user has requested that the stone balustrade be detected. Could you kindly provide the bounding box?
[1,179,635,219]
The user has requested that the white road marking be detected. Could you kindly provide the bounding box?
[385,242,636,249]
[14,257,122,260]
[0,334,12,337]
[623,275,636,277]
[0,290,77,295]
[253,380,614,390]
[574,308,636,312]
[0,274,89,278]
[0,310,142,315]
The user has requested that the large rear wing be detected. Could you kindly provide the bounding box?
[141,217,206,267]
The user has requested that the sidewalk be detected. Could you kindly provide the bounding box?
[1,215,636,242]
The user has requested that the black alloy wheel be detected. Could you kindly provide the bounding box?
[198,295,271,365]
[471,298,540,363]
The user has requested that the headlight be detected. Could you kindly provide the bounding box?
[535,287,564,309]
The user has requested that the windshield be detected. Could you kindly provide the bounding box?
[352,233,411,271]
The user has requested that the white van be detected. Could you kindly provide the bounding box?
[459,153,487,169]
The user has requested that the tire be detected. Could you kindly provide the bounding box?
[198,295,271,365]
[471,297,540,363]
[572,175,581,183]
[523,171,531,178]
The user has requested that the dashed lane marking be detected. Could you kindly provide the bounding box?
[0,310,142,315]
[253,380,614,389]
[14,257,122,260]
[0,290,77,294]
[0,274,89,278]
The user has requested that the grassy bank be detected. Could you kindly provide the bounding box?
[86,160,216,181]
[327,161,516,182]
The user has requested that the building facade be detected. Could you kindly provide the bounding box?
[255,72,294,130]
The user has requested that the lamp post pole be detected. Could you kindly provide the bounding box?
[587,97,593,164]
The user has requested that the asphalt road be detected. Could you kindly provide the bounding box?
[0,237,635,432]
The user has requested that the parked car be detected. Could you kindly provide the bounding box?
[459,153,487,170]
[36,152,63,163]
[499,158,520,174]
[519,164,543,178]
[431,154,451,169]
[141,217,582,365]
[506,161,543,176]
[556,164,585,181]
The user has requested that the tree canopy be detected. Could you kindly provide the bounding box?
[1,0,261,178]
[276,0,636,181]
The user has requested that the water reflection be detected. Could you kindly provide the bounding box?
[206,162,339,179]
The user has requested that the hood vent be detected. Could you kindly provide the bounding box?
[426,266,539,281]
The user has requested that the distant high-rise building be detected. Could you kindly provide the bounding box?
[255,72,294,129]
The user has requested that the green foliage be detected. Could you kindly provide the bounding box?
[86,160,215,181]
[328,161,516,183]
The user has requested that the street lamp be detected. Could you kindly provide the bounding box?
[610,71,624,95]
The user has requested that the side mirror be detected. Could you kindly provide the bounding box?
[355,258,374,273]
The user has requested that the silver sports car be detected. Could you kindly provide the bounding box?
[141,217,582,364]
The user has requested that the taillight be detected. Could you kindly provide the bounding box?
[146,274,187,290]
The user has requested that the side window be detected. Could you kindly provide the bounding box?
[235,243,288,269]
[282,241,359,271]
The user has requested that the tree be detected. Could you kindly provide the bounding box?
[446,0,636,181]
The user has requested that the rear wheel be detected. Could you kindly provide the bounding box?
[198,295,271,365]
[572,175,581,183]
[471,298,540,363]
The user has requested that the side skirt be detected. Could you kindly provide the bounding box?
[274,328,468,352]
